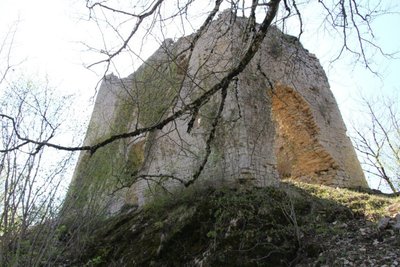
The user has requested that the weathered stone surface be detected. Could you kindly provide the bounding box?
[378,217,391,230]
[393,214,400,230]
[69,11,368,215]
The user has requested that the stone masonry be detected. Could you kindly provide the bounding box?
[69,11,368,214]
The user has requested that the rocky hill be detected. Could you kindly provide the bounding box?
[52,182,399,266]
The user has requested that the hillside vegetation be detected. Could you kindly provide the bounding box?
[50,182,400,266]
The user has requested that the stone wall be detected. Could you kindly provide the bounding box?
[272,84,367,187]
[68,11,368,215]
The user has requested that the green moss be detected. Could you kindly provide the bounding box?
[132,59,181,127]
[67,141,124,208]
[65,55,183,220]
[127,141,145,175]
[62,183,338,265]
[29,180,400,266]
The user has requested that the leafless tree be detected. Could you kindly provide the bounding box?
[352,94,399,193]
[2,0,394,155]
[0,79,74,266]
[0,2,395,223]
[0,1,397,263]
[0,22,17,85]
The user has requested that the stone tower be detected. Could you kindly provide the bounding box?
[68,11,368,215]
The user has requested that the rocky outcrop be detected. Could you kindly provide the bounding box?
[68,11,368,215]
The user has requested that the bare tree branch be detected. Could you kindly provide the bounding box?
[352,95,399,193]
[1,0,281,155]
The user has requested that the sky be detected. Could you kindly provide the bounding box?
[0,0,399,190]
[0,0,97,97]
